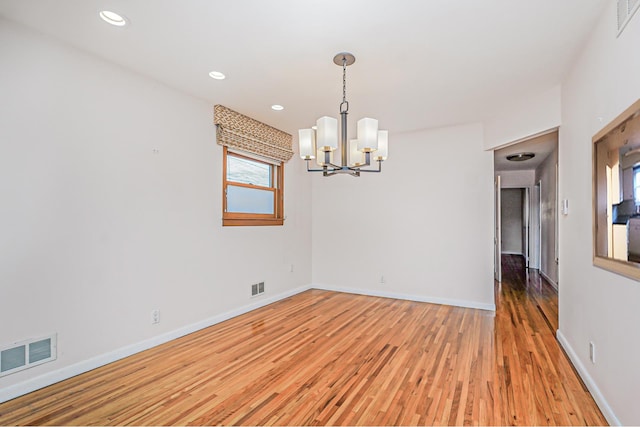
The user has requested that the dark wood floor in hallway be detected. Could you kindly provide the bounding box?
[0,257,607,425]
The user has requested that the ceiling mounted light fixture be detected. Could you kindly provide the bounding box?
[298,52,388,177]
[506,152,535,162]
[271,104,284,111]
[208,71,226,80]
[99,10,127,27]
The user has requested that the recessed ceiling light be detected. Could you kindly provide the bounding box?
[506,152,535,161]
[99,10,127,27]
[271,104,284,111]
[209,71,226,80]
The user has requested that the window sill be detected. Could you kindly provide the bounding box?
[223,218,284,227]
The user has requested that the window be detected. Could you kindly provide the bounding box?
[592,98,640,280]
[222,147,284,226]
[213,104,293,226]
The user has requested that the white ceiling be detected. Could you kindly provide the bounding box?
[0,0,607,137]
[494,130,558,171]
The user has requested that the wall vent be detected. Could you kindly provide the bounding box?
[617,0,640,35]
[251,282,265,297]
[0,334,57,377]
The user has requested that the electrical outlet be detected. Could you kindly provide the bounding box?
[380,275,386,284]
[151,309,160,324]
[290,264,294,273]
[589,341,596,363]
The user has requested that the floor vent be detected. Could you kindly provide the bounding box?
[618,0,640,35]
[251,282,265,297]
[0,334,57,377]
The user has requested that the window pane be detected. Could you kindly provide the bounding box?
[227,185,274,214]
[227,155,271,187]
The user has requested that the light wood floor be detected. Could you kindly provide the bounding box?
[0,255,607,425]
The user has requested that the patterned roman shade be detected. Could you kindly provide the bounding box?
[214,105,294,163]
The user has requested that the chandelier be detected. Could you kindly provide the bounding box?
[298,52,388,177]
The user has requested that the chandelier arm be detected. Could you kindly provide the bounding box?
[305,160,329,173]
[306,159,349,174]
[345,151,372,171]
[354,161,383,173]
[360,151,372,167]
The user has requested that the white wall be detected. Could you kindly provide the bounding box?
[559,2,640,424]
[484,85,561,150]
[0,19,312,398]
[497,169,535,188]
[311,123,495,310]
[535,148,558,286]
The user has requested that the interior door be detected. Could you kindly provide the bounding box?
[523,187,530,267]
[495,175,502,282]
[531,182,541,269]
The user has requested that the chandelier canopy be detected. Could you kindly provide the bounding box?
[298,53,388,177]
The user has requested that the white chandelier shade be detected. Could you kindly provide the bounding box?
[298,129,316,160]
[349,139,365,166]
[316,116,338,152]
[375,130,388,161]
[356,118,379,152]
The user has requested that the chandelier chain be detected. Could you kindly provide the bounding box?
[343,58,346,103]
[340,57,349,113]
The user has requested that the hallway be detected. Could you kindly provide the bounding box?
[498,254,558,331]
[493,254,604,424]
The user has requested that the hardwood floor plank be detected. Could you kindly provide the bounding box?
[0,256,607,425]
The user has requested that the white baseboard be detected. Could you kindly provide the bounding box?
[0,285,311,404]
[540,270,558,290]
[312,284,496,311]
[501,251,524,256]
[556,329,620,426]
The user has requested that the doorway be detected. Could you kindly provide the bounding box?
[493,130,558,287]
[500,187,530,267]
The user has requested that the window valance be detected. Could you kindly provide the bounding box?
[214,105,293,163]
